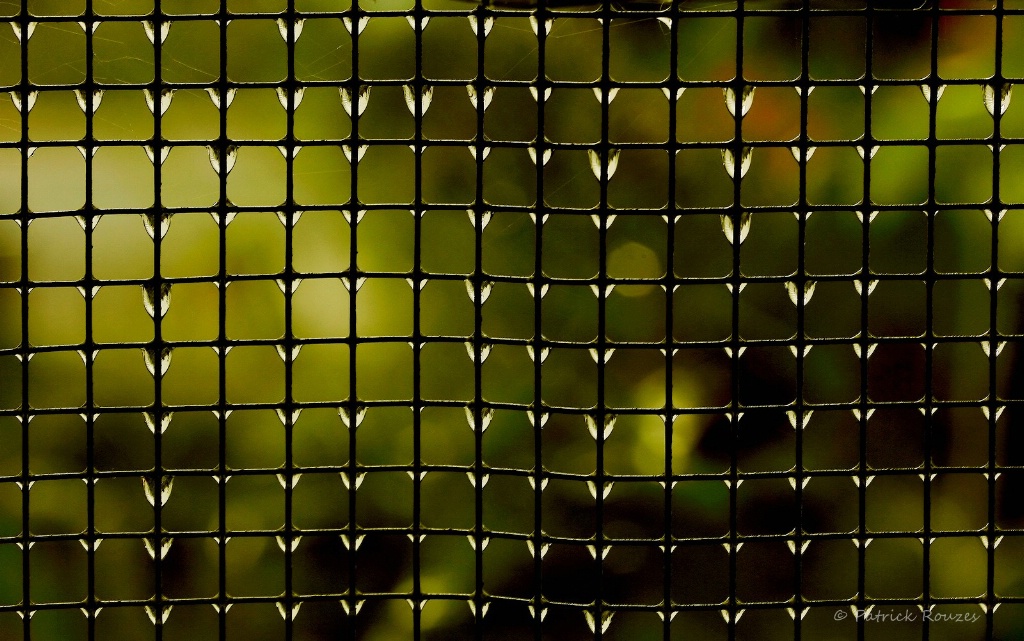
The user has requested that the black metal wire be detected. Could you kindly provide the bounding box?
[0,0,1022,640]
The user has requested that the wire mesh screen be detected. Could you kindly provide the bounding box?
[1,0,1023,639]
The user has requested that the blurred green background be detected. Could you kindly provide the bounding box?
[1,0,1024,639]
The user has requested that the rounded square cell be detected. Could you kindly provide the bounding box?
[93,413,151,473]
[295,19,351,82]
[673,284,731,342]
[92,20,154,84]
[809,16,866,80]
[932,279,989,337]
[739,283,795,341]
[28,22,85,85]
[353,210,411,274]
[482,344,532,405]
[27,414,84,475]
[226,279,283,340]
[159,282,217,342]
[480,214,533,278]
[0,219,20,283]
[806,147,864,206]
[419,407,474,467]
[30,478,86,534]
[94,348,155,407]
[357,18,414,81]
[739,211,796,277]
[91,215,152,281]
[29,350,85,408]
[542,347,596,408]
[801,539,858,601]
[28,148,85,213]
[227,145,286,207]
[225,410,284,470]
[802,410,858,471]
[869,279,926,337]
[539,413,593,476]
[675,87,734,144]
[934,210,990,275]
[673,213,733,278]
[866,537,925,600]
[481,283,534,340]
[932,407,988,468]
[155,475,217,531]
[873,86,930,142]
[163,347,219,406]
[94,538,152,601]
[355,342,410,400]
[421,280,473,337]
[481,410,533,471]
[293,145,351,206]
[742,146,799,207]
[27,217,79,280]
[873,14,932,80]
[92,90,153,142]
[609,149,668,210]
[935,146,993,205]
[542,480,595,539]
[609,17,670,83]
[0,31,18,86]
[867,408,926,468]
[292,278,349,339]
[870,210,927,275]
[292,343,349,403]
[358,86,413,141]
[933,339,987,399]
[228,89,285,142]
[421,85,477,143]
[353,406,410,467]
[482,537,532,598]
[676,148,734,209]
[28,91,83,142]
[608,287,665,343]
[293,473,347,529]
[225,605,283,641]
[936,84,996,140]
[1001,145,1024,204]
[735,541,794,602]
[92,146,155,210]
[228,20,286,82]
[671,545,729,605]
[226,346,283,404]
[226,212,284,276]
[163,411,221,471]
[293,408,349,468]
[738,346,796,407]
[929,473,988,532]
[868,474,924,533]
[542,285,597,343]
[804,282,861,340]
[292,210,349,274]
[356,471,412,528]
[294,88,350,142]
[541,89,598,146]
[606,348,666,409]
[420,474,475,531]
[161,146,220,208]
[0,355,21,410]
[485,147,537,208]
[483,86,538,144]
[31,542,87,606]
[28,287,83,347]
[422,18,478,81]
[543,214,597,279]
[164,541,220,601]
[420,211,472,276]
[485,18,544,82]
[939,16,995,80]
[677,17,735,82]
[228,536,284,597]
[744,87,801,143]
[803,474,860,535]
[421,146,475,205]
[675,350,733,409]
[807,86,864,142]
[355,278,411,337]
[743,17,801,81]
[804,344,861,404]
[357,146,414,205]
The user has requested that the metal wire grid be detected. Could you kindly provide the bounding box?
[0,0,1023,639]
